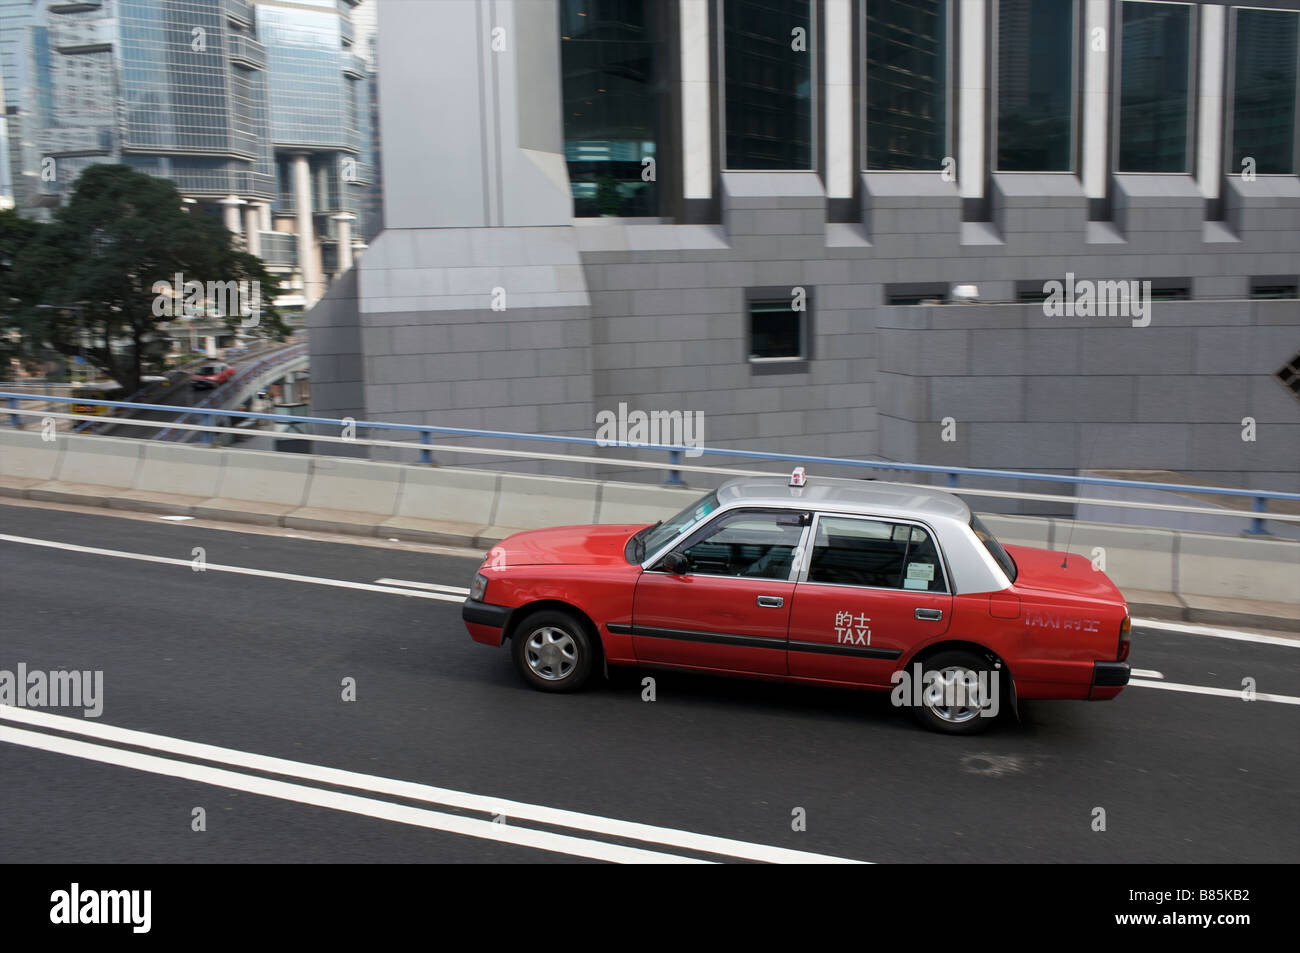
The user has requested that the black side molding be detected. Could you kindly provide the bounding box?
[463,600,512,629]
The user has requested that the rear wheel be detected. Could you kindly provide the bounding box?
[510,609,596,693]
[909,649,1001,735]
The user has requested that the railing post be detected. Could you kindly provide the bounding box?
[1246,496,1268,535]
[665,449,684,486]
[201,413,214,445]
[419,429,433,465]
[6,395,19,429]
[947,472,960,488]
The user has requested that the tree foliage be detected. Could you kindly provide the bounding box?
[0,164,287,390]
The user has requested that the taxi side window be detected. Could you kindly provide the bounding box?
[807,517,947,593]
[676,510,806,580]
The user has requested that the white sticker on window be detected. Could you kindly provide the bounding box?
[907,562,935,582]
[903,578,928,590]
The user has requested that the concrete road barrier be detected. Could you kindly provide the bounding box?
[596,480,698,524]
[26,434,141,506]
[978,514,1052,547]
[489,472,601,537]
[382,466,500,546]
[285,457,405,533]
[0,430,63,491]
[195,446,312,525]
[114,441,227,514]
[1177,532,1300,602]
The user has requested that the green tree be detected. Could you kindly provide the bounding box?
[0,209,45,379]
[1,164,287,392]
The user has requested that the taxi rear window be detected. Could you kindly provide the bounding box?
[970,515,1018,582]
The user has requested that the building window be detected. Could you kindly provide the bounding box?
[886,282,947,304]
[995,0,1076,171]
[1251,278,1299,299]
[748,294,810,365]
[1231,7,1299,176]
[865,0,949,170]
[560,0,662,216]
[1117,1,1192,173]
[723,0,814,170]
[1149,281,1190,301]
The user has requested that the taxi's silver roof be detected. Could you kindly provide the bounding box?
[714,475,972,524]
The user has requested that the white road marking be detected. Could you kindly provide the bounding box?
[0,533,467,604]
[0,723,702,864]
[0,707,865,864]
[1130,669,1164,680]
[376,577,472,595]
[1133,618,1299,648]
[1129,679,1300,706]
[158,515,194,522]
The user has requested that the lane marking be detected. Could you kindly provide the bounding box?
[1133,618,1299,648]
[158,515,194,522]
[1130,669,1164,680]
[0,706,866,864]
[376,578,471,595]
[0,723,702,865]
[0,534,466,604]
[1129,679,1300,706]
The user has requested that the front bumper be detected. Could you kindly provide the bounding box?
[463,598,512,646]
[1089,660,1131,700]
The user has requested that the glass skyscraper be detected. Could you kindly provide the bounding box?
[16,0,376,309]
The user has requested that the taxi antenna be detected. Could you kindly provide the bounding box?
[1062,428,1103,569]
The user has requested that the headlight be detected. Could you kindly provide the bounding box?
[470,572,489,603]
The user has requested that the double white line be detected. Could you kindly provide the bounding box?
[0,706,865,864]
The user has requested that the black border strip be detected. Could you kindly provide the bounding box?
[614,624,904,660]
[787,639,902,660]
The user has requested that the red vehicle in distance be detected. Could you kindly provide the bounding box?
[462,473,1131,734]
[191,362,235,389]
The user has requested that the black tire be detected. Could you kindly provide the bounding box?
[908,649,1001,735]
[510,609,596,693]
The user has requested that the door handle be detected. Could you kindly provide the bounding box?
[915,608,943,621]
[757,595,784,608]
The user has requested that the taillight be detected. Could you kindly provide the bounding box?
[1118,614,1131,661]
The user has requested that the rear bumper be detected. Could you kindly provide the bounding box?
[463,599,511,646]
[1089,660,1131,700]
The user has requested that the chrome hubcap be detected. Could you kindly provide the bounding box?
[925,666,986,724]
[525,626,577,680]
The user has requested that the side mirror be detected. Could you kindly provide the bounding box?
[662,552,689,574]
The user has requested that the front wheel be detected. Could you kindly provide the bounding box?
[909,649,1001,735]
[510,610,596,693]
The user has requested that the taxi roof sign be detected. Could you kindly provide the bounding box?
[789,466,807,487]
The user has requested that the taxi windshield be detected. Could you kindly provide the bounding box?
[640,490,719,560]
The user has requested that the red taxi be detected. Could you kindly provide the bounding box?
[191,362,235,389]
[462,474,1131,734]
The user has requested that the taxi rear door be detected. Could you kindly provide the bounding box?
[787,514,952,686]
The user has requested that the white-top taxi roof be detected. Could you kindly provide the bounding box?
[715,475,972,524]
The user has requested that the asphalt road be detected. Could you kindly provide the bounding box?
[2,502,1297,863]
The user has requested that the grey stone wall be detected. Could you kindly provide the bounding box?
[311,170,1299,493]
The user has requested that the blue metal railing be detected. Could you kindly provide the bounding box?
[5,390,1300,532]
